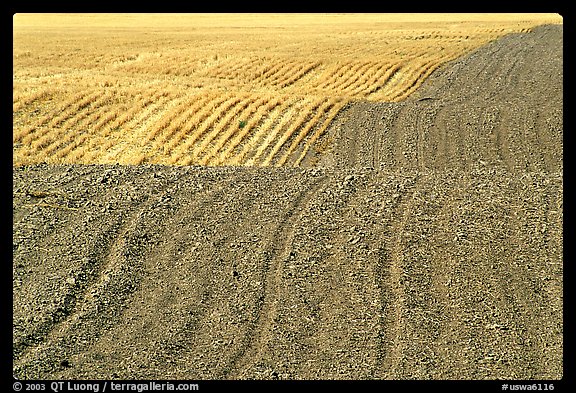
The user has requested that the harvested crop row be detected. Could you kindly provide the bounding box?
[13,14,562,167]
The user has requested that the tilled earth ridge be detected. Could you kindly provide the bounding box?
[314,25,562,173]
[13,24,563,380]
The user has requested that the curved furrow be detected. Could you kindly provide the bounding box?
[342,62,386,97]
[384,59,443,102]
[319,62,368,94]
[377,173,420,379]
[162,93,238,153]
[375,174,438,379]
[160,169,302,379]
[79,93,178,164]
[51,134,92,164]
[365,63,404,101]
[416,101,447,171]
[330,61,373,94]
[387,174,454,379]
[128,92,177,135]
[24,91,113,155]
[50,102,124,163]
[150,93,219,152]
[273,62,321,89]
[224,174,329,379]
[13,87,55,114]
[211,57,266,83]
[249,60,284,85]
[245,96,303,167]
[275,100,334,167]
[230,97,298,166]
[145,94,208,147]
[79,169,262,379]
[57,110,120,164]
[390,60,445,102]
[13,88,73,144]
[153,92,227,154]
[171,56,204,77]
[233,170,395,379]
[209,57,256,81]
[62,114,121,164]
[13,219,127,367]
[13,21,562,381]
[102,92,174,164]
[17,90,101,146]
[375,60,425,102]
[169,94,245,165]
[197,96,271,165]
[42,91,104,130]
[376,105,405,171]
[189,95,259,165]
[310,61,355,91]
[237,60,272,83]
[142,93,193,145]
[35,92,118,160]
[267,61,304,87]
[293,101,346,167]
[13,166,193,378]
[281,61,322,90]
[213,95,297,165]
[258,60,298,86]
[204,58,246,79]
[53,167,311,379]
[161,93,229,161]
[210,97,283,166]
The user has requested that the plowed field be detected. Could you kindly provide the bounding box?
[13,20,562,380]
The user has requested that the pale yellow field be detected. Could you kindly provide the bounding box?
[13,13,562,167]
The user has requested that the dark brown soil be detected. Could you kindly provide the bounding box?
[13,24,562,380]
[311,25,562,172]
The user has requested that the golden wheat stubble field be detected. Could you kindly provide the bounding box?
[13,13,561,168]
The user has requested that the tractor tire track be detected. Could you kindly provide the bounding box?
[13,168,196,377]
[316,25,562,174]
[12,24,562,380]
[225,174,329,379]
[377,173,420,379]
